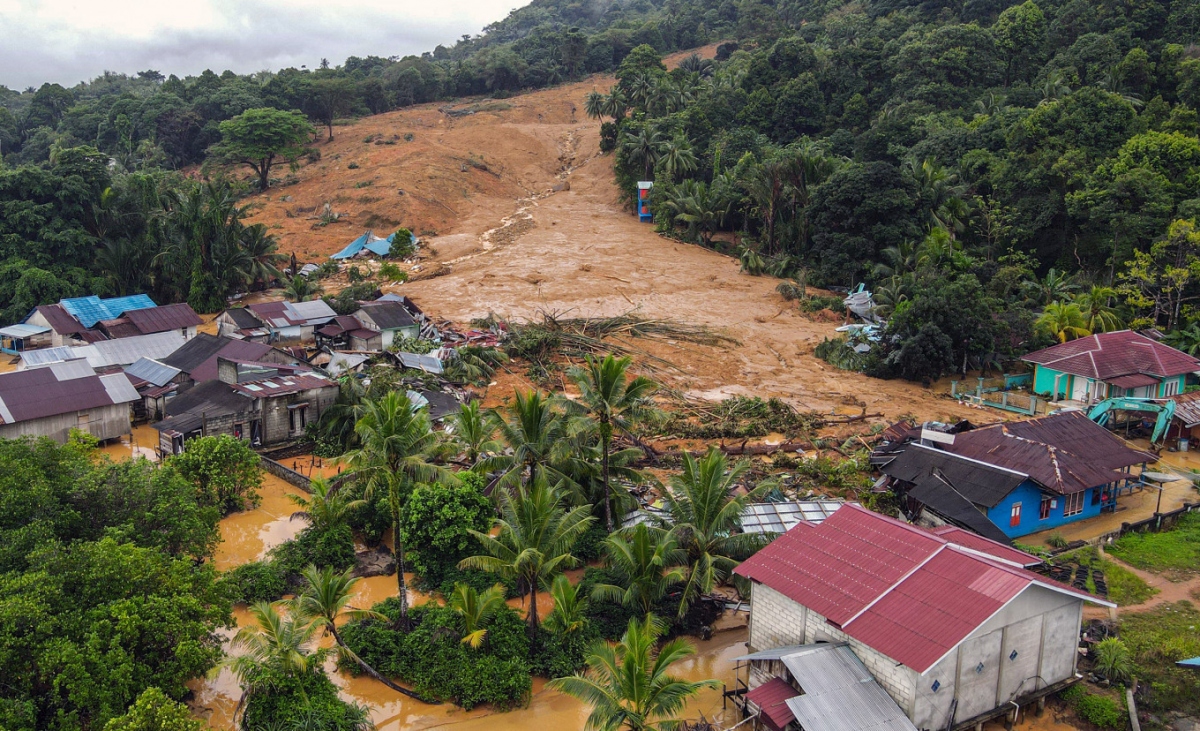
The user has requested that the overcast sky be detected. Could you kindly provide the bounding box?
[0,0,522,89]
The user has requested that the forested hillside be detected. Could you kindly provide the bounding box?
[2,0,1200,381]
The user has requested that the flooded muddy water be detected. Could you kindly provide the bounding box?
[214,473,309,571]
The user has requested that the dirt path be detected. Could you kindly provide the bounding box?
[1105,553,1199,613]
[246,52,983,423]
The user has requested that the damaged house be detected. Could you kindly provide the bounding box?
[733,504,1112,731]
[151,357,337,454]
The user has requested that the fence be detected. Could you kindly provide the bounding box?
[1088,501,1198,547]
[951,378,1042,416]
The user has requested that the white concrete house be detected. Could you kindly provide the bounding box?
[734,505,1113,731]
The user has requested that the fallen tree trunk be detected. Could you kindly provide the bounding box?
[717,441,814,456]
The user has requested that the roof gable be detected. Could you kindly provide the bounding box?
[1023,330,1200,381]
[124,303,203,334]
[735,505,1111,673]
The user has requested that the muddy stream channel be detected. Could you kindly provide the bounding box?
[99,431,1077,731]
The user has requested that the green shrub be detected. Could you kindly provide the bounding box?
[222,560,288,603]
[379,262,407,282]
[798,294,844,312]
[241,667,370,730]
[1047,532,1069,548]
[1062,685,1125,729]
[391,335,437,354]
[271,524,356,577]
[1109,513,1200,579]
[324,282,379,315]
[346,491,392,547]
[164,435,262,515]
[1094,638,1132,684]
[389,228,416,259]
[531,625,593,678]
[346,265,367,283]
[401,474,493,588]
[340,600,532,709]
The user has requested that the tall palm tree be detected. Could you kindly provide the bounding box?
[239,223,286,289]
[482,390,570,491]
[295,565,433,702]
[448,582,508,648]
[459,478,594,645]
[288,477,365,532]
[602,89,628,122]
[452,400,500,467]
[661,449,772,616]
[584,90,606,126]
[548,616,718,731]
[565,355,657,531]
[657,135,698,181]
[1036,301,1091,343]
[742,158,791,256]
[544,574,589,635]
[591,524,687,616]
[622,126,667,180]
[1026,268,1079,305]
[343,392,456,623]
[1073,285,1124,333]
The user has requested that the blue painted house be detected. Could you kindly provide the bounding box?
[1023,330,1200,403]
[880,411,1157,540]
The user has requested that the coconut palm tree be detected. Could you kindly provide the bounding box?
[661,449,772,616]
[343,391,456,623]
[1043,299,1094,343]
[452,400,500,467]
[239,223,286,289]
[1036,301,1092,343]
[677,53,714,78]
[1026,268,1079,306]
[548,616,719,731]
[544,574,589,635]
[664,179,731,246]
[444,344,508,385]
[602,89,628,121]
[284,274,322,302]
[448,582,509,649]
[657,135,698,181]
[584,90,606,126]
[622,125,667,180]
[295,565,433,702]
[1073,285,1124,334]
[459,477,594,645]
[229,600,327,715]
[288,477,365,532]
[565,355,657,531]
[591,524,687,616]
[482,390,570,491]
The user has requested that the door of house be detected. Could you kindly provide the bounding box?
[1010,502,1022,527]
[1070,377,1088,401]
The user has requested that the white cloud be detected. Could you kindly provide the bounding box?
[1,0,520,88]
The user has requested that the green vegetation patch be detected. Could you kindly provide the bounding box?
[1054,547,1158,606]
[1109,513,1200,580]
[1120,601,1200,717]
[1060,685,1126,730]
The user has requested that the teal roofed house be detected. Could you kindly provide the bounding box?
[59,294,157,328]
[1023,330,1200,404]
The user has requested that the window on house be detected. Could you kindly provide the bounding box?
[1163,379,1180,397]
[1010,502,1022,527]
[1039,495,1052,520]
[289,404,308,434]
[233,423,244,440]
[1064,491,1085,517]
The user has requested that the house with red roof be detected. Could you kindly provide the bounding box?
[1023,330,1200,403]
[734,504,1113,731]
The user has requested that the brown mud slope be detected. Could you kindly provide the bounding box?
[248,46,978,421]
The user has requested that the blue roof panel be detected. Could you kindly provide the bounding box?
[60,294,157,328]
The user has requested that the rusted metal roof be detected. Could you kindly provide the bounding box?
[125,303,203,334]
[30,304,87,335]
[1023,330,1200,381]
[0,363,139,424]
[1170,390,1200,427]
[161,334,279,381]
[229,373,334,399]
[945,411,1155,495]
[736,505,1111,674]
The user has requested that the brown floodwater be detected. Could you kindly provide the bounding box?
[98,424,161,462]
[214,473,310,571]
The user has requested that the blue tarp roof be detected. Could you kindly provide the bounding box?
[1178,657,1200,667]
[60,294,157,328]
[330,231,395,260]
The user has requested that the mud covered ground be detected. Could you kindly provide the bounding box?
[245,48,981,424]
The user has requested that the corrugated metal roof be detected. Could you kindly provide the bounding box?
[946,411,1155,495]
[744,677,798,731]
[356,301,417,330]
[326,352,369,375]
[1170,390,1200,427]
[0,323,50,338]
[0,362,137,424]
[783,645,917,731]
[286,299,337,324]
[60,294,156,328]
[882,443,1026,508]
[48,359,96,381]
[397,351,443,374]
[28,304,86,335]
[736,505,1111,674]
[161,334,280,381]
[925,525,1041,567]
[20,347,76,367]
[1023,330,1200,381]
[124,303,203,334]
[124,357,181,387]
[229,373,333,398]
[23,332,184,370]
[741,501,844,534]
[99,373,141,404]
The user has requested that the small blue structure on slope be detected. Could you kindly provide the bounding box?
[330,231,396,260]
[637,181,653,222]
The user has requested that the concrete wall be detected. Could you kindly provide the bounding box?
[0,402,131,443]
[259,386,337,445]
[748,580,1085,731]
[987,480,1103,538]
[1032,364,1184,401]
